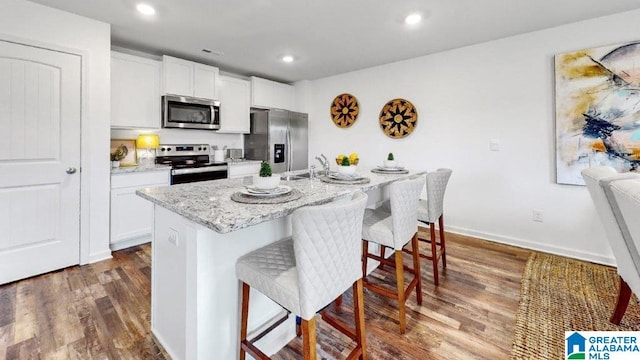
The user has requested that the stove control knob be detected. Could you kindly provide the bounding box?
[203,147,207,151]
[198,147,202,151]
[167,148,171,152]
[160,147,166,151]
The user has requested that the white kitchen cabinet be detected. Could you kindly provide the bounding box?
[110,170,170,251]
[228,162,261,179]
[218,75,251,133]
[250,76,294,110]
[162,55,219,100]
[111,51,161,128]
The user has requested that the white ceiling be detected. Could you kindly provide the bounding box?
[28,0,640,83]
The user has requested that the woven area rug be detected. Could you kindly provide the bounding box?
[511,252,640,359]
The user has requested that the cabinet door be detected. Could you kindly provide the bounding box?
[110,171,170,250]
[194,63,218,100]
[111,52,161,128]
[272,81,294,110]
[163,55,194,97]
[110,186,155,246]
[218,75,250,133]
[250,76,293,110]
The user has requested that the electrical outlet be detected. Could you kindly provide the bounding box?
[168,228,179,246]
[532,209,544,222]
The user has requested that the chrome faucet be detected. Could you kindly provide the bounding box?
[315,154,330,176]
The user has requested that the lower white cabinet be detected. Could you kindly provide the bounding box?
[228,162,261,179]
[110,170,170,251]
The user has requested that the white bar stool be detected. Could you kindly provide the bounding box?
[236,191,369,360]
[415,168,452,286]
[361,175,425,334]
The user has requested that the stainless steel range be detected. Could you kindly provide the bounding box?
[155,144,228,184]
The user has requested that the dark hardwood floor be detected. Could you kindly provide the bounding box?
[0,232,530,359]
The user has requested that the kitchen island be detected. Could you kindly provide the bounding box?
[137,168,425,360]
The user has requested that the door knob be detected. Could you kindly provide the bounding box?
[66,167,77,174]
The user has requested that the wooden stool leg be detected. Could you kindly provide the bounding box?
[611,277,632,325]
[353,279,367,360]
[334,294,343,309]
[439,216,447,268]
[394,250,407,334]
[430,223,439,286]
[362,240,369,277]
[302,317,317,360]
[411,233,422,305]
[240,282,250,360]
[378,247,386,270]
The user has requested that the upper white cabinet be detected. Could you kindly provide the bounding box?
[250,76,294,110]
[162,55,219,100]
[218,75,251,133]
[111,51,161,129]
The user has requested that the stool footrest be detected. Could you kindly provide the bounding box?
[320,312,357,341]
[241,340,270,360]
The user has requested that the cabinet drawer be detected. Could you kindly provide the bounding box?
[111,170,170,189]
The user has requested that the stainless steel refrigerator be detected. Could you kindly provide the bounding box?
[244,108,308,173]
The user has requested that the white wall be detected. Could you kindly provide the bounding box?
[303,9,640,265]
[0,0,112,263]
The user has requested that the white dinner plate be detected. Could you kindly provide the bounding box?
[329,173,363,181]
[375,166,406,172]
[241,185,292,197]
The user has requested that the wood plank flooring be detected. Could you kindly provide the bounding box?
[0,232,530,359]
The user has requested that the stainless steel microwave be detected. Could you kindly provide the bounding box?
[162,95,220,130]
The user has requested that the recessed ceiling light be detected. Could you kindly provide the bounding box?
[404,13,422,25]
[282,55,294,63]
[136,3,156,15]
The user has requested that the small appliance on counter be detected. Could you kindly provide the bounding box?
[226,148,243,160]
[212,148,225,163]
[156,144,228,184]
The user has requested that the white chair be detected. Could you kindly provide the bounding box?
[379,169,452,286]
[236,191,368,360]
[416,168,452,285]
[361,175,425,334]
[608,176,640,324]
[582,167,640,324]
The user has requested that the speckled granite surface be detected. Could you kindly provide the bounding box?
[111,164,171,174]
[136,168,425,234]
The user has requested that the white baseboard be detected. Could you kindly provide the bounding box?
[446,225,616,267]
[110,236,151,251]
[86,250,112,265]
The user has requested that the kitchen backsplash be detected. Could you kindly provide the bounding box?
[111,128,243,151]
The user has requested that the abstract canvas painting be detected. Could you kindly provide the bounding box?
[555,41,640,185]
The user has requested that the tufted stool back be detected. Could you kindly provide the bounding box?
[292,190,368,319]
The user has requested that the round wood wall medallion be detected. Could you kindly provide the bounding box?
[330,93,359,128]
[379,98,418,139]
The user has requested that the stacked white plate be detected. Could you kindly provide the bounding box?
[241,185,292,197]
[329,172,363,181]
[374,166,406,172]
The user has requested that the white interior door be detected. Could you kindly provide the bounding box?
[0,40,81,284]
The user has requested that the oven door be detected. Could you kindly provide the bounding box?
[171,166,228,184]
[163,95,220,130]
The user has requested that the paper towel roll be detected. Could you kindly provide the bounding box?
[213,149,224,162]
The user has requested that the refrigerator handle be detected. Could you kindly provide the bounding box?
[286,122,292,172]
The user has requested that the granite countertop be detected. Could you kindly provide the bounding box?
[137,167,426,234]
[111,164,172,174]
